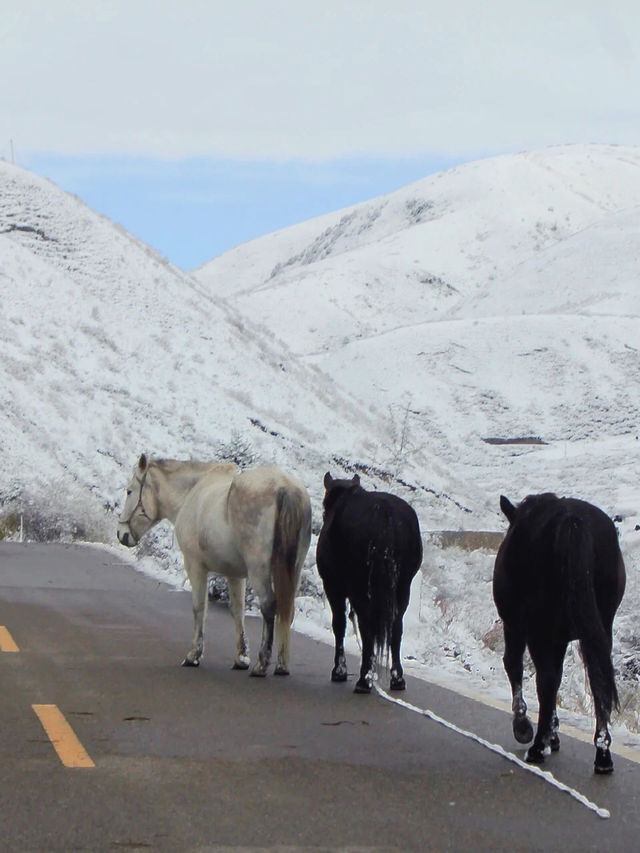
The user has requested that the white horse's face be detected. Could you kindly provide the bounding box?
[117,455,158,547]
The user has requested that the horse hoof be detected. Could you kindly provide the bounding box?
[181,657,200,667]
[594,749,614,774]
[354,679,372,694]
[390,676,406,691]
[513,716,534,744]
[525,746,546,764]
[550,732,560,752]
[524,744,551,764]
[274,666,290,676]
[250,664,268,677]
[331,670,348,683]
[232,660,250,670]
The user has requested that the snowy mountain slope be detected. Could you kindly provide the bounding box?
[195,145,640,515]
[194,144,640,739]
[196,145,640,347]
[470,206,640,318]
[1,161,456,545]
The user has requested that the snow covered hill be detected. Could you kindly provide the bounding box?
[2,147,640,743]
[195,144,640,524]
[0,161,425,543]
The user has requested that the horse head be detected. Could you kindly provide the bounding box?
[500,493,560,526]
[323,471,360,491]
[322,471,361,517]
[117,454,159,547]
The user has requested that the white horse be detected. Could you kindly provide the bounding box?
[117,454,312,677]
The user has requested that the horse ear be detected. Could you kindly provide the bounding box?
[500,495,516,523]
[138,453,148,473]
[324,471,333,490]
[352,474,360,487]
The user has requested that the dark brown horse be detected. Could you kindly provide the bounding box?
[316,473,423,693]
[493,492,626,773]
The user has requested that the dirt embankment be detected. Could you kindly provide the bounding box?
[428,530,504,552]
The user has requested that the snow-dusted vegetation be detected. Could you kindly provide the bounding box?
[2,145,639,744]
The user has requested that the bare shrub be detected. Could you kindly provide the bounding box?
[214,431,259,468]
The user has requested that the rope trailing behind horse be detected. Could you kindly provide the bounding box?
[374,683,610,820]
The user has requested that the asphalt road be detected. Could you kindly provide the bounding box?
[1,541,639,852]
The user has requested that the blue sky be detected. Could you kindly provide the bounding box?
[4,2,640,271]
[20,153,465,270]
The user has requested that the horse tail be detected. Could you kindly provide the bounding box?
[271,487,310,627]
[557,515,619,719]
[367,504,400,663]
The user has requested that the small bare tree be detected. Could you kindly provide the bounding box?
[383,398,420,478]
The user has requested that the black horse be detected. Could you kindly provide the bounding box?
[493,492,626,773]
[316,472,423,693]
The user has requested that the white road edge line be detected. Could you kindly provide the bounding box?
[374,683,610,820]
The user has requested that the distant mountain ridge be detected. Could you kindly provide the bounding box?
[196,144,640,345]
[195,144,640,526]
[0,161,423,541]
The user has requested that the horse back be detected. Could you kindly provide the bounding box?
[317,490,422,589]
[173,468,242,573]
[494,494,624,637]
[176,465,310,579]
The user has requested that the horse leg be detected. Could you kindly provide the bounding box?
[354,614,376,694]
[593,626,615,774]
[526,641,566,764]
[274,610,292,676]
[502,622,533,744]
[227,576,250,670]
[390,585,411,691]
[253,547,296,677]
[273,578,297,677]
[182,560,208,667]
[326,591,348,682]
[593,718,614,774]
[550,710,561,752]
[250,577,276,677]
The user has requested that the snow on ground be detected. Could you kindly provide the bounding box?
[3,146,640,749]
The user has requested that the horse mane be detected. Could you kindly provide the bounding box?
[513,492,560,522]
[151,458,231,476]
[322,477,363,518]
[507,493,568,547]
[518,492,560,512]
[147,459,238,501]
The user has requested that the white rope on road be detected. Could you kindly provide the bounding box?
[374,683,610,820]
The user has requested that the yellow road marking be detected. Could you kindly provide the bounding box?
[32,704,95,768]
[0,626,19,652]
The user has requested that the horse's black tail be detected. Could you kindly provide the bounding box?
[557,516,619,720]
[367,505,400,663]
